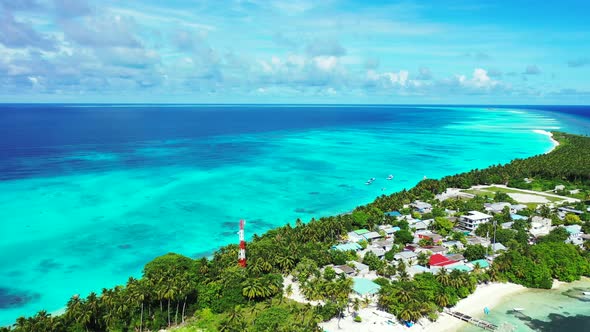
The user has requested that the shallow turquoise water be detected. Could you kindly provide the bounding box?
[0,106,568,324]
[460,279,590,331]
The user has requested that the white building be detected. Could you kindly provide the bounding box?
[394,251,418,264]
[411,201,433,213]
[490,243,507,252]
[530,216,552,238]
[485,202,511,214]
[347,231,365,243]
[459,211,493,231]
[349,261,370,275]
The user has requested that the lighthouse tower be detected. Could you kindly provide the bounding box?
[238,219,247,267]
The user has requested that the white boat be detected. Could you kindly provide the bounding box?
[512,308,525,312]
[583,291,590,296]
[387,174,394,180]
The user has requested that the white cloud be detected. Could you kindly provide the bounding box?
[366,69,410,87]
[313,56,337,72]
[456,68,499,89]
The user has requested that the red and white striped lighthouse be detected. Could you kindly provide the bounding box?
[238,219,247,267]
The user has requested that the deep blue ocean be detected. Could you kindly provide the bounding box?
[0,104,589,327]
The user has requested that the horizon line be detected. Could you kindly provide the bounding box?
[0,103,589,107]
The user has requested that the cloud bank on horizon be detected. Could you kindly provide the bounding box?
[0,0,589,103]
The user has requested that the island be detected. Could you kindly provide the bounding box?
[4,132,590,332]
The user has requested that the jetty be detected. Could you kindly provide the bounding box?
[444,309,498,331]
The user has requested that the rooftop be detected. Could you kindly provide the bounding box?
[463,210,493,221]
[469,259,490,268]
[565,225,582,234]
[352,277,381,296]
[363,231,382,240]
[491,243,507,251]
[558,207,584,215]
[353,229,370,235]
[450,264,472,272]
[332,243,362,252]
[333,265,355,274]
[395,251,417,259]
[349,261,369,271]
[385,211,402,217]
[429,254,457,267]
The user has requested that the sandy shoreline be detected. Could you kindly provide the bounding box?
[416,282,526,332]
[532,129,560,154]
[319,282,527,332]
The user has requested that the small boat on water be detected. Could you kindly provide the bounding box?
[582,291,590,296]
[365,177,376,185]
[512,308,525,312]
[387,174,394,180]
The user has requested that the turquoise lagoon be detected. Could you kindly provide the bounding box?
[0,105,577,325]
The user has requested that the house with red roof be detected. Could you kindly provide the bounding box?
[429,254,458,267]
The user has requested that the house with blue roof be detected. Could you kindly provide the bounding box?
[332,243,362,252]
[352,277,381,296]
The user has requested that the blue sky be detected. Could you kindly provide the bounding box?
[0,0,589,103]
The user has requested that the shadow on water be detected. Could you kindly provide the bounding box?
[0,288,40,309]
[513,312,590,331]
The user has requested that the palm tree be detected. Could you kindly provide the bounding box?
[436,268,451,286]
[396,288,412,304]
[398,307,412,322]
[435,293,449,307]
[65,295,82,322]
[242,279,264,301]
[163,283,177,326]
[398,270,410,282]
[86,292,100,328]
[350,298,361,314]
[417,252,429,266]
[178,273,193,323]
[285,284,293,298]
[276,255,295,273]
[220,306,244,332]
[127,277,146,331]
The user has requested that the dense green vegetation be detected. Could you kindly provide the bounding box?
[377,267,481,323]
[3,133,590,332]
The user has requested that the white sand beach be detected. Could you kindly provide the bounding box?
[532,130,560,153]
[418,283,526,332]
[320,282,526,332]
